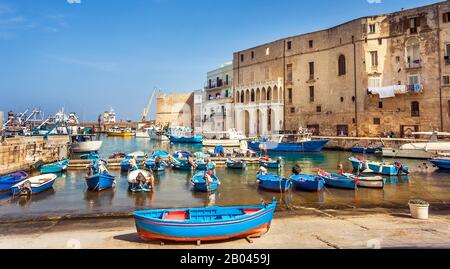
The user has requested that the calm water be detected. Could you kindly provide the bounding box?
[1,136,450,219]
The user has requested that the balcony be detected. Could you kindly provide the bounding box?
[205,95,233,104]
[407,84,423,94]
[205,79,232,91]
[406,59,421,69]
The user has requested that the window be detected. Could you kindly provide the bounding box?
[309,86,315,102]
[378,38,382,45]
[338,55,346,76]
[337,125,349,136]
[408,75,420,86]
[370,51,378,67]
[288,88,293,104]
[368,24,376,33]
[251,90,255,102]
[444,76,450,85]
[287,41,292,50]
[240,91,244,103]
[409,18,419,34]
[307,125,320,135]
[340,97,344,103]
[208,79,212,89]
[290,107,295,114]
[446,44,450,64]
[378,102,383,109]
[309,62,315,80]
[373,118,381,125]
[406,38,420,68]
[444,12,450,23]
[309,40,314,48]
[286,64,293,82]
[448,100,450,116]
[396,56,401,63]
[225,75,229,85]
[368,77,381,88]
[264,67,270,80]
[240,54,244,62]
[265,48,270,56]
[316,106,322,113]
[411,101,420,117]
[251,51,254,59]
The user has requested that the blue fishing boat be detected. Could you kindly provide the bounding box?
[80,152,100,160]
[134,198,277,242]
[318,169,357,190]
[40,159,69,174]
[367,161,409,176]
[225,159,247,170]
[256,174,292,192]
[171,158,193,171]
[249,132,329,152]
[351,147,366,153]
[86,173,116,191]
[351,146,383,154]
[290,174,325,192]
[0,171,28,192]
[430,158,450,170]
[169,135,203,144]
[195,160,207,170]
[349,157,369,171]
[172,150,193,159]
[259,157,283,169]
[191,171,220,192]
[145,158,167,172]
[11,174,57,196]
[151,150,170,159]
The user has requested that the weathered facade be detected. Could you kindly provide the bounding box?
[155,93,194,128]
[233,1,450,137]
[202,62,234,134]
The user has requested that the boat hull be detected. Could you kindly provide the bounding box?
[382,148,435,159]
[169,136,203,144]
[0,171,28,192]
[226,161,247,170]
[256,175,292,192]
[134,201,276,242]
[259,161,282,169]
[107,132,135,137]
[290,174,325,192]
[249,139,329,152]
[203,139,241,147]
[319,173,357,190]
[191,172,220,192]
[431,159,450,170]
[145,159,167,172]
[11,174,57,195]
[72,141,103,153]
[343,173,385,189]
[86,174,115,191]
[40,160,69,174]
[367,163,409,176]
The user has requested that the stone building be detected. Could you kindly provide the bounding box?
[233,1,450,137]
[202,62,234,135]
[0,111,3,130]
[193,89,203,135]
[155,92,194,128]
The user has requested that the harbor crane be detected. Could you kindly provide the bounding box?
[141,87,159,122]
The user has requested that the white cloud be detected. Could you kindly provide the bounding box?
[367,0,382,4]
[67,0,81,4]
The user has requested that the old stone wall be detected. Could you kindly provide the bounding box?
[155,93,194,128]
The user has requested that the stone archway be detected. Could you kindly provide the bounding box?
[256,109,261,136]
[244,110,250,137]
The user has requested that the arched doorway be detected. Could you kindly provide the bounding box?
[256,109,261,136]
[244,110,250,137]
[267,109,272,132]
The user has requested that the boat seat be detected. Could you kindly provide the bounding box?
[163,210,189,221]
[242,209,261,215]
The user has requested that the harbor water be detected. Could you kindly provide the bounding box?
[1,135,450,220]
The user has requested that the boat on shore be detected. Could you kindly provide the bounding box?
[249,131,329,153]
[382,132,450,159]
[318,169,357,190]
[191,171,220,192]
[290,174,325,192]
[70,134,103,153]
[256,174,292,192]
[342,173,386,189]
[40,160,69,174]
[11,174,57,196]
[430,157,450,170]
[86,173,116,191]
[0,171,28,192]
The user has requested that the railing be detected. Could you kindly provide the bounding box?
[407,84,423,93]
[407,58,421,69]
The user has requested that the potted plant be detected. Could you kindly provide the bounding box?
[408,199,430,220]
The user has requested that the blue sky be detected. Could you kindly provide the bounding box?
[0,0,442,122]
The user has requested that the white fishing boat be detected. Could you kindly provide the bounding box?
[70,134,103,153]
[202,129,247,147]
[382,131,450,159]
[148,127,169,141]
[135,128,151,138]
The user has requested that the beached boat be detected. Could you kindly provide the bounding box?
[349,157,409,176]
[145,158,167,172]
[86,173,116,191]
[342,173,386,189]
[128,169,153,192]
[225,159,247,170]
[290,174,325,192]
[0,171,28,192]
[318,169,357,190]
[382,132,450,159]
[11,174,57,196]
[259,157,282,169]
[70,134,103,153]
[430,157,450,170]
[256,174,292,192]
[133,198,277,242]
[40,159,69,174]
[191,171,220,192]
[249,132,329,152]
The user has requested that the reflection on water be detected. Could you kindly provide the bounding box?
[1,136,450,219]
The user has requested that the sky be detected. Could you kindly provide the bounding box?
[0,0,443,122]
